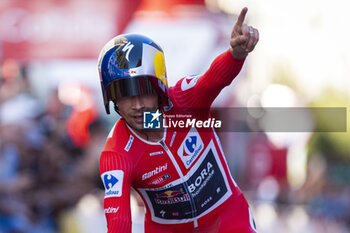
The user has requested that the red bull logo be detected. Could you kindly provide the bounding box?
[156,190,184,198]
[124,70,136,75]
[155,189,190,205]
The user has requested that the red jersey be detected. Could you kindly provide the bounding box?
[100,50,257,233]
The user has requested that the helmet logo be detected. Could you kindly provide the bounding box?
[122,41,134,61]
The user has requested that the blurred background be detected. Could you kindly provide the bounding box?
[0,0,349,232]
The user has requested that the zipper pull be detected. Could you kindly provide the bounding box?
[159,140,169,151]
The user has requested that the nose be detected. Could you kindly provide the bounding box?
[131,96,144,110]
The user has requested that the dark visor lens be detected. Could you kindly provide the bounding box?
[107,76,157,101]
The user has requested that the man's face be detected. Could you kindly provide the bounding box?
[116,94,159,130]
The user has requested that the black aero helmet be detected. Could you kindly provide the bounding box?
[98,34,169,114]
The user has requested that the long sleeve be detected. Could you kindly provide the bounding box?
[171,50,245,109]
[100,151,133,233]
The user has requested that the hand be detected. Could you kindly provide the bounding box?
[230,7,259,59]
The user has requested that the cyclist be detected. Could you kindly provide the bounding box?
[98,7,259,233]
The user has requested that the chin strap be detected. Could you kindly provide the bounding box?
[113,103,121,116]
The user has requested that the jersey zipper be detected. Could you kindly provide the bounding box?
[159,139,184,177]
[159,139,199,228]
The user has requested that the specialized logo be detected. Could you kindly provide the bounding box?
[181,75,199,91]
[101,170,124,198]
[142,163,168,180]
[122,41,134,61]
[177,129,204,168]
[143,110,162,129]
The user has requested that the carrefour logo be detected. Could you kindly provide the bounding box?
[104,173,119,190]
[177,128,204,168]
[101,170,124,198]
[143,110,162,129]
[185,136,197,154]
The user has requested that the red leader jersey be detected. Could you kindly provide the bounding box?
[100,50,257,233]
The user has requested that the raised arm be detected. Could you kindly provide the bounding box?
[100,151,133,233]
[171,7,259,109]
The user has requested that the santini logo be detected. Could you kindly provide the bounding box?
[104,206,119,214]
[142,163,168,180]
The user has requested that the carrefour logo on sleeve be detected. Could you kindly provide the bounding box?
[177,128,204,169]
[101,170,124,198]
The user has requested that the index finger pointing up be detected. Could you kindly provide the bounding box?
[235,7,248,28]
